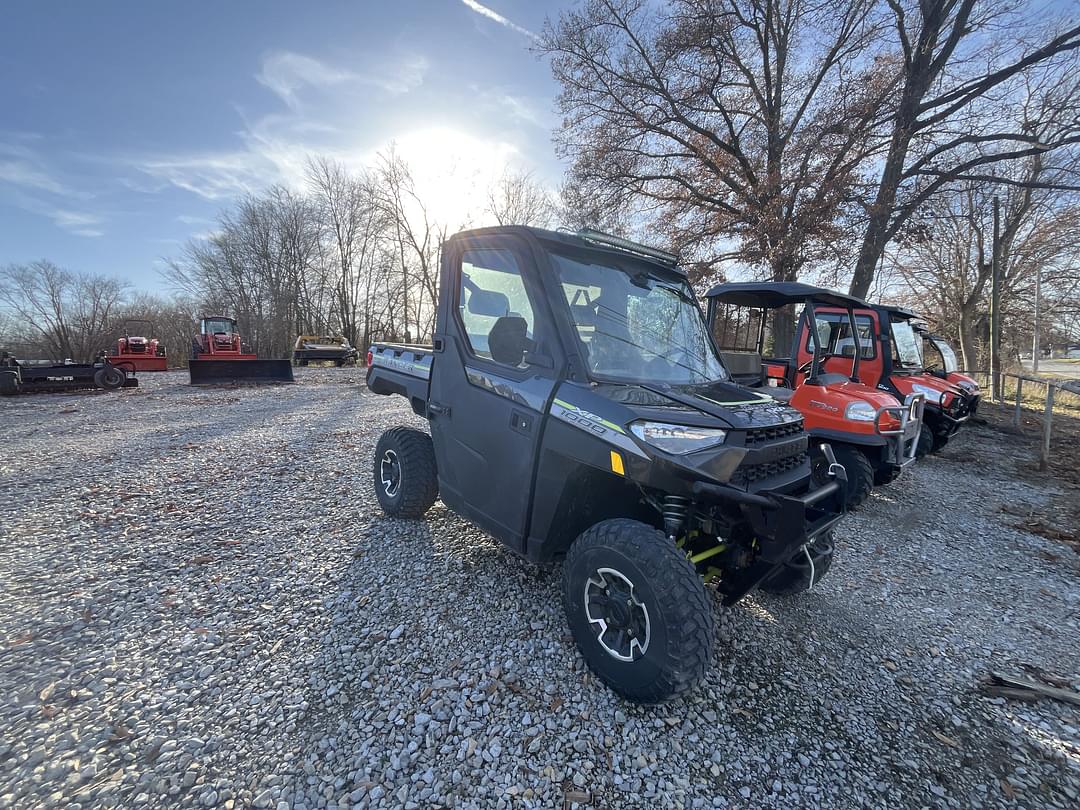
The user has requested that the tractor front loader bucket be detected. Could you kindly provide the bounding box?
[188,358,295,385]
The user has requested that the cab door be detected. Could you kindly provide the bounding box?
[426,235,560,551]
[794,307,883,386]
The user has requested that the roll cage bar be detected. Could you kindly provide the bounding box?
[704,282,871,386]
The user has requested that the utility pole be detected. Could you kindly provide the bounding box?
[1032,268,1041,374]
[990,196,1002,401]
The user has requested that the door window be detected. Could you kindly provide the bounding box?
[458,249,535,368]
[806,313,876,359]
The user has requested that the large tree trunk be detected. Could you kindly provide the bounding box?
[849,118,915,299]
[957,304,979,371]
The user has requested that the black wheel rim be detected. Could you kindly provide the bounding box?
[583,567,651,662]
[379,449,401,497]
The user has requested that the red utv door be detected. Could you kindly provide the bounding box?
[793,307,884,387]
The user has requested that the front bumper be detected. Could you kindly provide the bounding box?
[692,475,844,605]
[879,394,925,471]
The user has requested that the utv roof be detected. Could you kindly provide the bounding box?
[447,225,686,276]
[878,304,922,320]
[704,281,868,310]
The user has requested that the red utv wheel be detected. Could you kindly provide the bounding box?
[873,465,900,486]
[811,445,873,509]
[562,519,713,704]
[915,425,934,458]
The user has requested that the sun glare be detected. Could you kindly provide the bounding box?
[391,126,520,229]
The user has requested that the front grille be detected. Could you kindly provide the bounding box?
[731,451,808,486]
[744,418,803,446]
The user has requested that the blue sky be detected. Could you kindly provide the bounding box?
[0,1,566,293]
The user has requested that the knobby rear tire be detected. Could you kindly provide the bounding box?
[373,427,438,518]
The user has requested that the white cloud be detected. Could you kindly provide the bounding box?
[139,152,266,200]
[49,208,104,237]
[0,160,68,195]
[256,51,427,109]
[459,0,538,40]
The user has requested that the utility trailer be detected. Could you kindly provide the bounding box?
[366,226,849,703]
[0,353,136,396]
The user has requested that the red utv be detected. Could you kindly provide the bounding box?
[805,303,974,456]
[911,322,981,415]
[705,282,924,507]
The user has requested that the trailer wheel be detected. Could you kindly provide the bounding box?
[373,427,438,518]
[562,519,713,704]
[94,365,126,390]
[916,424,934,458]
[812,445,873,508]
[0,371,18,396]
[759,533,834,596]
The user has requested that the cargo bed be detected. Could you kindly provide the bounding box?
[366,343,432,416]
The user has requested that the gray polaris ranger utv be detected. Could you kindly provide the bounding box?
[366,227,846,703]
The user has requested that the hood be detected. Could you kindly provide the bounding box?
[615,379,804,430]
[825,380,900,409]
[890,373,964,405]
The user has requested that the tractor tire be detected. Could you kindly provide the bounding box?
[373,427,438,518]
[0,371,18,396]
[811,445,873,509]
[759,533,835,596]
[562,519,714,704]
[931,431,950,453]
[94,365,126,390]
[916,424,934,458]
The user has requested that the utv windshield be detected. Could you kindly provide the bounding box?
[891,319,923,369]
[928,336,959,373]
[550,252,728,385]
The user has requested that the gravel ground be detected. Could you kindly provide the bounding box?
[1,368,1078,810]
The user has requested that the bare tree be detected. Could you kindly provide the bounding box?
[375,149,443,342]
[891,146,1080,368]
[541,0,891,345]
[486,168,556,227]
[0,261,128,361]
[848,1,1080,297]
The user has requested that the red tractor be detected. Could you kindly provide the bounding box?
[188,316,293,384]
[110,319,168,372]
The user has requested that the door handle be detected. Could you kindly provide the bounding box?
[428,401,451,417]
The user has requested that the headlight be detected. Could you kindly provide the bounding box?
[844,401,877,422]
[630,421,727,454]
[911,383,944,404]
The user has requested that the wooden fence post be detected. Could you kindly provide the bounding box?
[1040,384,1055,471]
[1013,376,1024,428]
